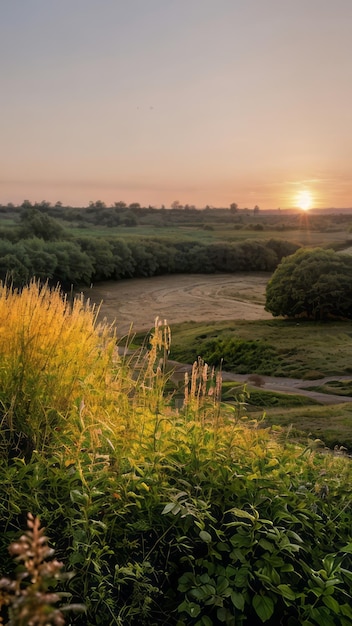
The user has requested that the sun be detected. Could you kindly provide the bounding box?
[296,190,313,211]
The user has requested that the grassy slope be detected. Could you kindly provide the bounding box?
[167,319,352,449]
[168,319,352,378]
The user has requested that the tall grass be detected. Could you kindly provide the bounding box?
[0,280,120,457]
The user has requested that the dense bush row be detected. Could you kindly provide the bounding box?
[0,208,300,287]
[0,284,351,625]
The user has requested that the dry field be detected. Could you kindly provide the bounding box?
[83,273,272,337]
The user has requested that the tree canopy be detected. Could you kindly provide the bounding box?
[265,247,352,320]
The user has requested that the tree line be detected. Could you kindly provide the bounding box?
[0,208,299,288]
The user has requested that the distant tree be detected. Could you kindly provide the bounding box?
[114,201,127,209]
[0,241,29,285]
[265,239,300,262]
[21,200,33,209]
[89,200,106,209]
[253,205,260,215]
[106,238,135,278]
[34,200,51,210]
[128,203,141,210]
[21,238,58,280]
[265,247,352,320]
[50,241,94,286]
[0,253,29,285]
[76,237,115,281]
[19,208,66,241]
[171,200,183,210]
[230,203,238,213]
[121,211,138,227]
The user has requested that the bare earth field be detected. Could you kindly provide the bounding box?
[83,273,272,336]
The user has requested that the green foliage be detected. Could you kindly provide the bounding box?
[266,248,352,320]
[0,285,352,625]
[0,217,299,288]
[171,336,281,375]
[19,208,66,241]
[75,237,115,281]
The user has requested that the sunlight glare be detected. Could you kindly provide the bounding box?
[296,190,313,211]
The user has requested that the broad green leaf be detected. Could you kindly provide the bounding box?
[178,572,196,591]
[231,590,245,611]
[309,607,336,626]
[252,594,274,622]
[231,507,255,522]
[340,567,352,582]
[281,564,295,572]
[341,603,352,618]
[199,530,212,543]
[216,576,229,595]
[322,595,340,613]
[178,601,201,618]
[277,584,296,601]
[195,616,213,626]
[258,538,274,552]
[216,607,228,622]
[161,502,175,515]
[340,543,352,554]
[190,587,209,601]
[199,574,211,584]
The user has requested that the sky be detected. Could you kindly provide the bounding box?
[1,0,352,210]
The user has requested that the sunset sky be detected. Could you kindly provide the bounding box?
[1,1,352,210]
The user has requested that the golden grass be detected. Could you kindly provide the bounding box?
[0,281,119,452]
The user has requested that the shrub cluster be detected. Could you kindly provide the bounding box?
[0,283,351,626]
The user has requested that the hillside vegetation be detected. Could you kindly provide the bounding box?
[168,319,352,378]
[1,203,352,289]
[0,282,351,625]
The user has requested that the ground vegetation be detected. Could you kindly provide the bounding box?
[0,283,351,625]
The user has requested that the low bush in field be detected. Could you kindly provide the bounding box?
[0,283,351,626]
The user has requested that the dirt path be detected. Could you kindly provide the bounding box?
[166,360,352,405]
[83,273,272,336]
